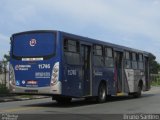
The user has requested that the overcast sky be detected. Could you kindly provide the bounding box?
[0,0,160,62]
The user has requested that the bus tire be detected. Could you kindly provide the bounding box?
[133,84,142,98]
[55,97,72,104]
[97,83,106,103]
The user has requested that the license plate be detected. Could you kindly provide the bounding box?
[27,80,37,85]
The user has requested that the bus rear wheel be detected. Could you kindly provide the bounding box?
[133,85,142,98]
[97,83,106,103]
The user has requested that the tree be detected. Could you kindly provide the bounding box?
[0,53,10,85]
[3,53,10,62]
[0,62,3,74]
[149,57,160,74]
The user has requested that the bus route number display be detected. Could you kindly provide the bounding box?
[38,64,50,69]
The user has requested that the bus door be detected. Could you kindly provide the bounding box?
[114,51,123,93]
[145,57,150,90]
[81,45,91,96]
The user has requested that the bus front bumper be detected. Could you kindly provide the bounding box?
[9,81,62,95]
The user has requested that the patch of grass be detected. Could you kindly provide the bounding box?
[20,95,34,98]
[151,79,160,86]
[0,84,9,95]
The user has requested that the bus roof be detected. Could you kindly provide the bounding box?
[11,30,155,58]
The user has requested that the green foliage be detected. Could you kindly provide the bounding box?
[0,63,2,74]
[151,74,160,86]
[3,54,10,62]
[149,57,160,74]
[151,81,160,86]
[151,80,160,86]
[0,53,9,74]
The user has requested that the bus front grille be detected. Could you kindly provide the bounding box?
[25,90,38,93]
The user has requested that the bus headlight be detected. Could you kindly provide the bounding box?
[9,64,16,86]
[51,62,59,86]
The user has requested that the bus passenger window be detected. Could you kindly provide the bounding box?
[125,51,131,69]
[94,45,102,56]
[132,53,138,69]
[138,54,144,70]
[64,39,80,65]
[105,47,114,67]
[93,45,103,66]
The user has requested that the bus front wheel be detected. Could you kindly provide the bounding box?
[97,83,106,103]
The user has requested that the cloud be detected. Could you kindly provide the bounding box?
[0,34,9,42]
[33,0,160,42]
[0,0,160,61]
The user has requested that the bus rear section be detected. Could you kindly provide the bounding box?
[9,30,153,104]
[9,31,62,95]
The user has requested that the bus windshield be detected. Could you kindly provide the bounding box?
[12,32,55,57]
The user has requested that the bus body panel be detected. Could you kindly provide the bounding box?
[10,31,62,95]
[10,60,54,87]
[62,65,83,97]
[60,33,84,97]
[92,67,116,96]
[9,30,153,99]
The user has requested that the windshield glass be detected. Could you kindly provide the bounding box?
[12,32,55,57]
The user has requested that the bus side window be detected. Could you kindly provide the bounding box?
[138,54,144,70]
[64,39,80,65]
[132,52,138,69]
[93,45,104,66]
[125,51,131,69]
[105,47,114,67]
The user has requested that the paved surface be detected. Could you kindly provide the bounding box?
[0,95,48,102]
[0,87,160,119]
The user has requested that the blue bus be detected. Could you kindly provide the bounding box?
[9,30,153,103]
